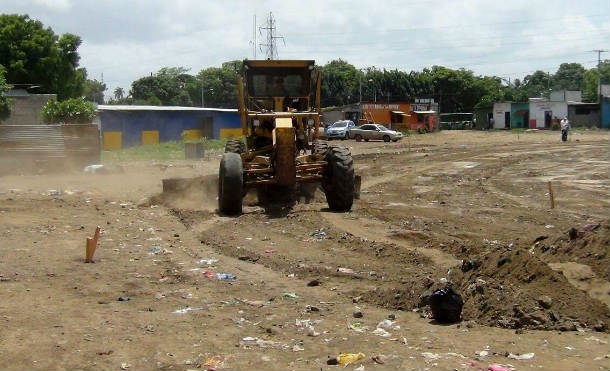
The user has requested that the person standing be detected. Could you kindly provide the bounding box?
[560,116,570,142]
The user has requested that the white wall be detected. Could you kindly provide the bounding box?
[493,102,511,129]
[529,100,567,128]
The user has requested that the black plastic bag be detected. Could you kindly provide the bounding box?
[430,287,463,323]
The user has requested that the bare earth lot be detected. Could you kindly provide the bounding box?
[1,130,609,370]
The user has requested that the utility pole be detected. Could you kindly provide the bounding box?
[258,12,285,60]
[359,71,362,105]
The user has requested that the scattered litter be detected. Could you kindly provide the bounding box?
[264,249,278,254]
[198,258,218,265]
[421,352,441,360]
[117,296,130,302]
[429,287,463,323]
[376,319,394,329]
[295,318,312,329]
[84,164,105,173]
[242,299,266,307]
[507,352,534,360]
[309,229,327,241]
[46,189,61,196]
[203,270,215,278]
[97,350,114,355]
[349,322,368,332]
[120,363,130,370]
[578,223,600,236]
[477,350,489,357]
[337,267,355,274]
[292,344,304,352]
[307,279,320,287]
[488,364,511,371]
[307,326,320,337]
[283,292,298,299]
[371,355,384,364]
[354,365,365,371]
[149,246,161,255]
[372,328,391,337]
[336,353,365,365]
[215,273,236,280]
[353,311,363,318]
[203,356,222,371]
[172,307,204,314]
[545,224,554,229]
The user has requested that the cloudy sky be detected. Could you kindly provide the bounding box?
[3,0,609,96]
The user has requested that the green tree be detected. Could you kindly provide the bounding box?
[0,65,11,120]
[552,63,586,91]
[188,61,241,108]
[319,59,359,107]
[0,14,86,99]
[130,66,194,106]
[113,87,124,101]
[83,78,106,104]
[40,97,96,124]
[582,60,610,102]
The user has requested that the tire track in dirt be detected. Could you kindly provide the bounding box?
[320,211,460,271]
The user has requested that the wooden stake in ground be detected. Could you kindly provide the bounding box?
[85,226,100,263]
[548,181,555,209]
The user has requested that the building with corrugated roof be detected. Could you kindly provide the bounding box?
[97,105,241,149]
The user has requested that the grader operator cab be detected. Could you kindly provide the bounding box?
[218,59,355,215]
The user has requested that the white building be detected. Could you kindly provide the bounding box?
[492,102,511,129]
[528,90,580,129]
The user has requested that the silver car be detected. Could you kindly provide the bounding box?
[325,120,355,140]
[349,124,403,142]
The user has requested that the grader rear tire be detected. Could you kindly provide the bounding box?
[322,146,355,211]
[225,138,245,154]
[218,153,243,215]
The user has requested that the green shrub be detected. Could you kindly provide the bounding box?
[551,122,560,131]
[41,97,97,124]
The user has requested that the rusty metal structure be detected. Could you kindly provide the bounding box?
[218,59,355,214]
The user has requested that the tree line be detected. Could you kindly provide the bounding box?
[1,14,609,116]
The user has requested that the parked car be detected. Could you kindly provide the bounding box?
[349,124,403,142]
[325,120,355,140]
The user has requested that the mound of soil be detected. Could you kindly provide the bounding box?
[449,247,610,332]
[534,223,609,279]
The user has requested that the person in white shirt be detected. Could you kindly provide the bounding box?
[560,116,570,142]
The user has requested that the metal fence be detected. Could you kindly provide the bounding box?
[0,124,100,173]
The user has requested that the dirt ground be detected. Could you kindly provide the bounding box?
[1,130,609,370]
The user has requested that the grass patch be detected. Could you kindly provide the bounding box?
[102,138,231,164]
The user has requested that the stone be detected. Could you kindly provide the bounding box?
[353,311,363,318]
[538,295,553,309]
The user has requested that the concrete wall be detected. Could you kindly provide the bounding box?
[493,102,511,128]
[510,103,529,128]
[1,94,56,125]
[568,104,600,127]
[550,90,581,103]
[529,100,567,128]
[99,108,241,149]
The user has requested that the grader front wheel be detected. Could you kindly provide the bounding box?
[322,146,355,211]
[218,152,243,215]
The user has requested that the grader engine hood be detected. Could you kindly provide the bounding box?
[243,60,315,112]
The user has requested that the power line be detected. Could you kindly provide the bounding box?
[258,12,285,60]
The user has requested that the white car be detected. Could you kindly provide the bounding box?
[324,120,355,140]
[349,124,403,142]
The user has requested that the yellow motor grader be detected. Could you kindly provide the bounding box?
[218,59,355,215]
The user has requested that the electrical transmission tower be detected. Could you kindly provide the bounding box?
[258,12,285,60]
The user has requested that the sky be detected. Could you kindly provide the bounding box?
[2,0,610,97]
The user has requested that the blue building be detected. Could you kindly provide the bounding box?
[97,105,241,149]
[602,98,610,129]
